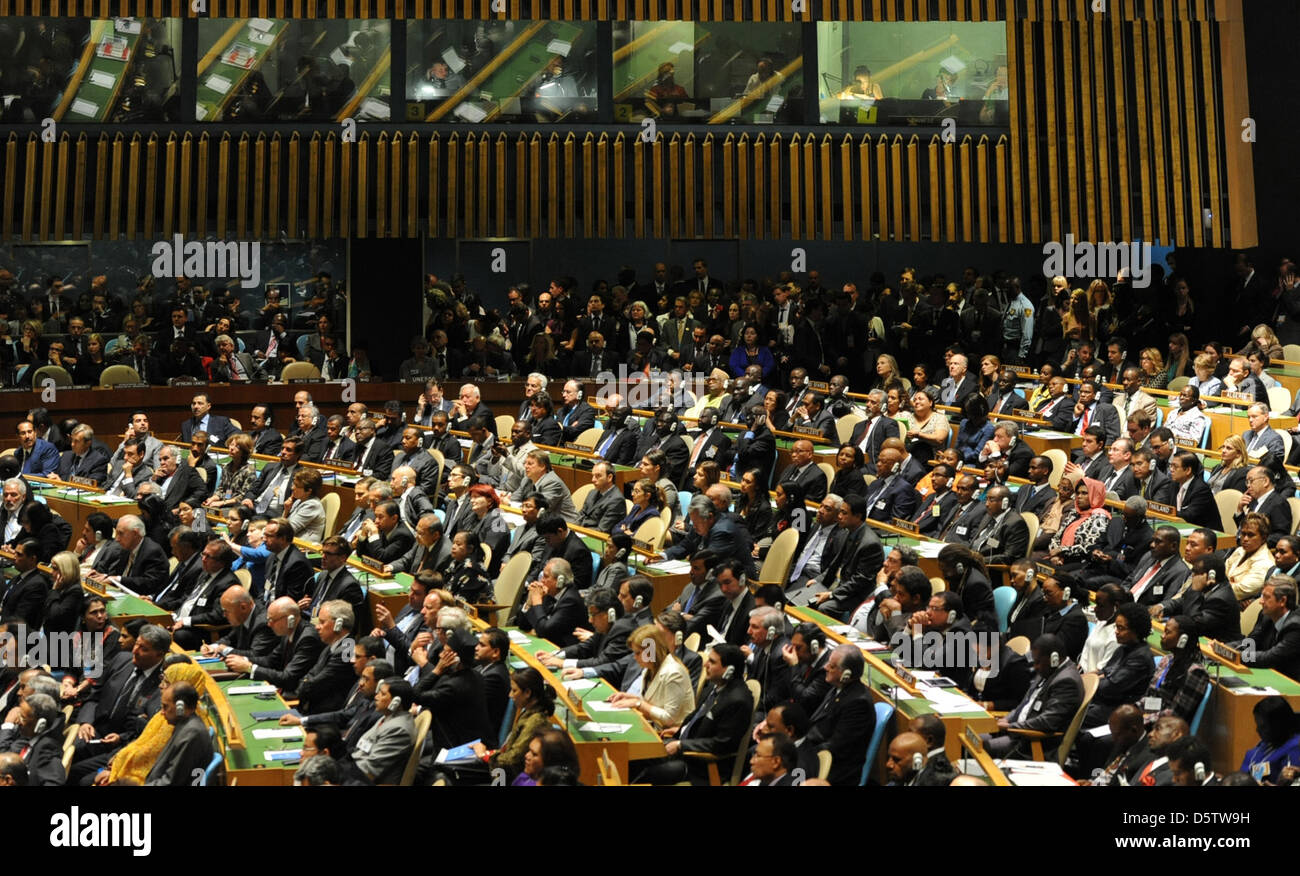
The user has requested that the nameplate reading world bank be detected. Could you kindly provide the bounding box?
[289,378,324,384]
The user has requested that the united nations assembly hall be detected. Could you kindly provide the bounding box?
[1,0,1300,825]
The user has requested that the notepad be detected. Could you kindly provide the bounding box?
[452,103,487,123]
[360,98,390,120]
[563,678,598,691]
[577,722,631,734]
[227,684,277,695]
[436,739,482,763]
[264,750,301,762]
[646,559,690,574]
[507,630,532,645]
[441,49,466,73]
[195,103,208,121]
[252,727,303,740]
[249,18,274,31]
[206,74,232,95]
[89,70,117,89]
[368,581,404,593]
[69,98,100,118]
[585,700,629,713]
[546,39,572,57]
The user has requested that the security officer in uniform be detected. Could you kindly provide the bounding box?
[1002,282,1035,365]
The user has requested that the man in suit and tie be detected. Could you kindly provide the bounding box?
[144,682,215,785]
[1014,456,1057,518]
[168,539,239,650]
[153,528,206,613]
[590,404,638,467]
[261,517,315,604]
[1072,427,1114,483]
[684,406,733,473]
[1242,403,1287,462]
[387,513,449,577]
[178,392,235,445]
[786,496,849,592]
[1112,367,1159,427]
[56,424,109,485]
[224,597,323,697]
[151,445,207,511]
[1122,527,1190,606]
[861,448,921,523]
[807,496,886,620]
[983,634,1085,759]
[1098,438,1139,500]
[731,405,777,486]
[1235,465,1293,540]
[1227,357,1269,406]
[912,464,961,536]
[776,439,828,504]
[975,420,1033,479]
[1069,380,1122,445]
[805,645,875,785]
[639,642,752,785]
[575,462,627,532]
[1,540,50,626]
[318,415,357,466]
[12,421,58,477]
[353,501,416,566]
[1130,447,1174,503]
[86,514,169,595]
[511,450,578,522]
[247,404,283,456]
[1154,553,1241,645]
[989,370,1029,415]
[517,557,587,648]
[939,354,979,407]
[210,333,265,382]
[1037,376,1075,428]
[67,623,171,784]
[556,380,597,443]
[1235,577,1300,680]
[290,601,360,716]
[848,390,900,469]
[390,466,435,532]
[349,418,394,480]
[665,494,756,578]
[659,296,702,361]
[571,331,614,381]
[301,536,370,628]
[970,485,1030,566]
[204,585,278,661]
[937,474,987,543]
[1168,451,1221,530]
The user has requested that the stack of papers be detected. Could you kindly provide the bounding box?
[585,700,629,713]
[577,722,631,734]
[506,630,533,646]
[227,684,277,695]
[646,559,690,574]
[563,678,598,692]
[367,581,404,593]
[252,727,302,740]
[1001,759,1076,786]
[912,541,945,558]
[919,685,985,714]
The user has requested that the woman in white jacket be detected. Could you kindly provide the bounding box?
[607,625,695,729]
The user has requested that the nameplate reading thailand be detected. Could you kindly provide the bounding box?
[1147,501,1175,516]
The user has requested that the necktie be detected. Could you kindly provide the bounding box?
[109,669,143,726]
[231,356,245,381]
[1079,406,1091,434]
[265,555,281,601]
[789,526,828,582]
[682,685,718,739]
[122,549,136,579]
[590,353,601,378]
[1130,560,1163,597]
[689,431,709,468]
[596,431,616,457]
[72,455,82,474]
[719,602,735,636]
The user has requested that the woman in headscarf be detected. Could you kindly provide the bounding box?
[1044,472,1111,568]
[92,657,211,785]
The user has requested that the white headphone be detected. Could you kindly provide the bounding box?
[766,624,779,642]
[809,638,821,659]
[721,664,735,681]
[1193,761,1207,782]
[1177,633,1189,649]
[633,594,644,609]
[333,616,345,633]
[607,606,617,624]
[674,630,683,648]
[840,668,854,686]
[1207,569,1216,583]
[945,609,957,626]
[389,695,403,712]
[285,615,297,630]
[33,717,47,735]
[912,751,924,773]
[1049,651,1061,668]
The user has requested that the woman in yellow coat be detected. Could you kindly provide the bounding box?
[93,658,211,785]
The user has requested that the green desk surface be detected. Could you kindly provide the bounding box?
[1145,630,1300,696]
[102,588,170,623]
[795,606,993,720]
[34,486,135,508]
[214,678,304,773]
[196,19,288,122]
[63,19,142,122]
[472,22,585,121]
[774,439,838,454]
[501,625,663,746]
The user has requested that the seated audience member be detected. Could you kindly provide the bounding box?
[351,677,417,785]
[983,634,1085,759]
[606,625,696,729]
[1083,602,1154,727]
[1168,736,1220,786]
[514,728,580,787]
[1145,615,1209,723]
[1239,696,1300,784]
[145,681,214,786]
[804,645,875,786]
[470,667,557,782]
[1086,705,1155,787]
[1153,554,1241,647]
[1234,577,1300,680]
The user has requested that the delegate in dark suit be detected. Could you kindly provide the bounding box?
[1,569,50,627]
[417,666,496,750]
[1237,612,1300,681]
[1236,490,1293,539]
[913,490,961,537]
[295,641,358,715]
[179,414,235,444]
[355,522,416,565]
[57,447,110,484]
[216,606,279,660]
[145,713,214,786]
[806,681,875,786]
[972,510,1030,566]
[264,545,316,603]
[250,624,324,694]
[849,416,900,467]
[664,513,756,578]
[158,465,208,510]
[576,486,628,532]
[862,476,920,522]
[732,427,777,487]
[252,428,284,456]
[518,584,587,648]
[557,401,597,443]
[1161,578,1241,646]
[819,523,886,618]
[776,462,828,504]
[1173,476,1222,530]
[673,675,754,785]
[92,538,170,595]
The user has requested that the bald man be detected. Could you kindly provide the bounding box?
[885,732,929,786]
[204,585,277,661]
[776,439,828,503]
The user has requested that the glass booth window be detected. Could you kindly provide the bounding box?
[0,18,182,122]
[816,22,1007,125]
[405,21,598,123]
[612,22,802,125]
[196,19,391,122]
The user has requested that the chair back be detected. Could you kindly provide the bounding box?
[1239,598,1264,638]
[633,516,667,552]
[1020,512,1039,558]
[1214,489,1242,536]
[1042,449,1067,489]
[496,552,534,624]
[993,586,1017,634]
[757,527,800,586]
[1188,678,1214,736]
[494,415,516,442]
[859,701,896,785]
[570,483,595,515]
[322,491,341,536]
[99,364,141,386]
[835,414,865,446]
[398,709,434,786]
[280,361,320,381]
[816,749,833,782]
[1056,673,1101,768]
[32,365,73,388]
[1006,635,1031,656]
[572,428,603,449]
[727,680,762,785]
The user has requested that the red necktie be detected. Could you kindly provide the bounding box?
[1130,560,1162,596]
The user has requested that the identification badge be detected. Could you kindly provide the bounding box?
[1251,761,1270,781]
[875,501,887,510]
[197,597,208,606]
[988,538,1000,549]
[956,526,968,536]
[358,738,373,754]
[1143,696,1163,712]
[1033,701,1043,711]
[932,504,942,517]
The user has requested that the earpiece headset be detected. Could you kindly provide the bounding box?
[674,630,683,648]
[607,606,617,624]
[285,615,297,630]
[1177,633,1190,649]
[1000,495,1010,511]
[32,717,47,735]
[1207,569,1216,583]
[1049,651,1061,669]
[721,664,735,681]
[94,531,106,543]
[555,572,571,590]
[954,561,965,575]
[333,616,345,633]
[633,594,644,609]
[840,668,854,685]
[891,461,901,475]
[1193,761,1207,782]
[912,752,924,773]
[766,624,779,642]
[809,638,822,659]
[175,697,191,713]
[389,694,403,712]
[945,608,957,626]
